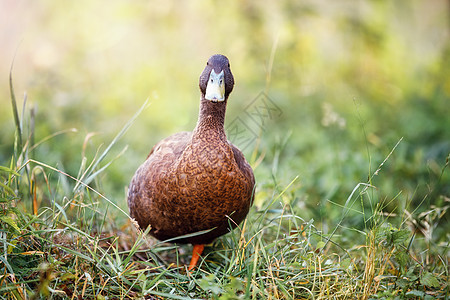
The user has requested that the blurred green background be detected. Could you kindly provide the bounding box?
[1,1,449,234]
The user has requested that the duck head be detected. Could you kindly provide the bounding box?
[199,54,234,102]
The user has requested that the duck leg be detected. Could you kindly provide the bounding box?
[188,244,205,270]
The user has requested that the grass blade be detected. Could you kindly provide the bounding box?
[74,99,150,192]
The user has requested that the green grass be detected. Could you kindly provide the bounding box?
[0,73,448,299]
[1,2,449,299]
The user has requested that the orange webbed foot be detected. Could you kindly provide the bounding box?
[188,244,205,271]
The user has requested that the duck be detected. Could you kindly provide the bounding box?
[127,54,255,270]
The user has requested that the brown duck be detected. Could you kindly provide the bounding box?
[128,54,255,270]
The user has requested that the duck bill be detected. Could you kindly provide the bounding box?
[205,70,225,102]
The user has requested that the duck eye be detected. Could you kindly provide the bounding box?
[210,78,213,83]
[219,79,223,84]
[228,63,230,68]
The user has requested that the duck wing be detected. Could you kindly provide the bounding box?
[230,143,255,193]
[128,131,192,229]
[147,131,192,159]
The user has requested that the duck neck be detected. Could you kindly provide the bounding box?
[193,97,227,141]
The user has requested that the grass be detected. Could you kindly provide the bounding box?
[1,72,449,300]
